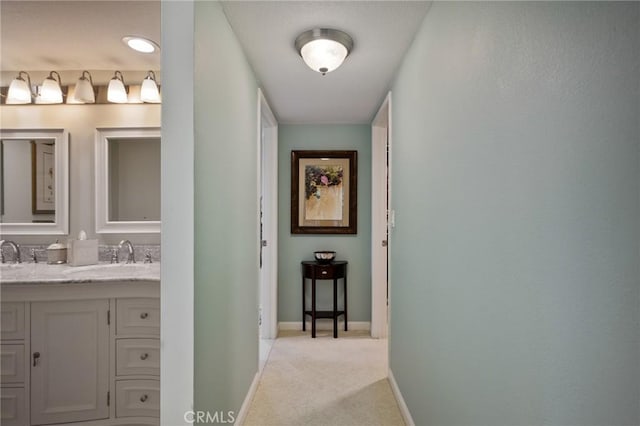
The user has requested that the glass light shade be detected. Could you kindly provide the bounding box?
[140,74,161,103]
[73,72,95,103]
[107,77,128,103]
[300,39,349,74]
[38,75,63,104]
[6,76,32,104]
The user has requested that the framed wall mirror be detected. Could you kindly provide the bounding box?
[95,127,161,234]
[0,129,69,235]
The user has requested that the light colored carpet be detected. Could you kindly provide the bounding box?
[243,330,405,426]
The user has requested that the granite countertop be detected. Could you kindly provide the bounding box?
[0,262,160,285]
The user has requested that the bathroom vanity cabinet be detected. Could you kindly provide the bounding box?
[1,278,159,426]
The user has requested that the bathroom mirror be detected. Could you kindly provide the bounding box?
[0,129,69,235]
[95,127,161,233]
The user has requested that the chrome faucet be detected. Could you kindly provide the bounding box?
[110,248,118,264]
[0,240,22,264]
[118,240,136,264]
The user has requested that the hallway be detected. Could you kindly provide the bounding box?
[244,331,404,426]
[161,2,640,424]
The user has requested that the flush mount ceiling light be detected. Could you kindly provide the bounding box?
[295,28,353,75]
[6,71,34,104]
[122,36,160,54]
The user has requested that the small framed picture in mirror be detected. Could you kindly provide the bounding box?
[31,140,55,214]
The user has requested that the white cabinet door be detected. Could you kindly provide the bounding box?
[30,300,109,425]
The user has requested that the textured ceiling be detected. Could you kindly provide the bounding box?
[0,0,160,72]
[1,0,430,124]
[222,1,431,123]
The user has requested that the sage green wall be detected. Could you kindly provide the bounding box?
[161,1,194,421]
[194,0,259,418]
[390,2,639,425]
[278,125,372,323]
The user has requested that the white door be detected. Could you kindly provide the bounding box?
[371,93,391,338]
[31,300,109,425]
[258,89,278,340]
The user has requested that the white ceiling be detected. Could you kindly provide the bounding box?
[1,0,430,124]
[222,1,431,123]
[0,1,160,72]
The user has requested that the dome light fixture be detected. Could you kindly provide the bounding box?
[295,28,353,75]
[122,35,159,54]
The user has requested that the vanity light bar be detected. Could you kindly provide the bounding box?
[0,85,161,105]
[0,71,161,105]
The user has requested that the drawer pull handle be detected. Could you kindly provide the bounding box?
[33,352,40,367]
[140,312,149,319]
[140,353,149,360]
[322,271,328,275]
[140,394,148,403]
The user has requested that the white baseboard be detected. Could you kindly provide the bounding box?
[234,371,260,426]
[388,369,415,426]
[278,320,370,332]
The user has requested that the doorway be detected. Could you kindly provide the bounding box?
[258,89,278,368]
[371,92,391,338]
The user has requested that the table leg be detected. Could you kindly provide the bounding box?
[333,278,338,338]
[302,276,306,332]
[344,274,348,331]
[311,278,316,338]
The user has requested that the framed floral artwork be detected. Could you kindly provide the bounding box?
[291,150,357,234]
[31,140,55,214]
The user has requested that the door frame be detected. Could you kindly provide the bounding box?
[371,92,391,339]
[258,89,278,339]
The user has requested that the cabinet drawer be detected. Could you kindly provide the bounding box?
[116,299,160,336]
[1,303,25,340]
[302,262,346,280]
[0,387,26,426]
[116,379,160,418]
[0,345,25,384]
[116,339,160,376]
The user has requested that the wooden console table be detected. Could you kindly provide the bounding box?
[301,260,348,338]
